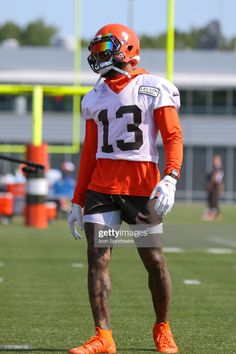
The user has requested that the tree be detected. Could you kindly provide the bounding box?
[138,20,236,50]
[21,19,57,46]
[229,37,236,50]
[0,21,21,42]
[197,20,221,49]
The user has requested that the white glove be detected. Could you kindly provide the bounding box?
[68,204,84,240]
[150,175,177,216]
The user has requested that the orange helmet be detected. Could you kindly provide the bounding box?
[88,23,140,76]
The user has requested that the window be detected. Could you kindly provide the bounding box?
[192,90,208,114]
[212,90,227,114]
[0,95,14,110]
[192,147,207,190]
[233,148,236,193]
[233,90,236,115]
[43,96,73,112]
[179,90,192,114]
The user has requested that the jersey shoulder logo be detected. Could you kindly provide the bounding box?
[138,86,160,97]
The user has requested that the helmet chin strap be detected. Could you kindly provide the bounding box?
[94,64,131,91]
[110,65,131,78]
[94,76,103,91]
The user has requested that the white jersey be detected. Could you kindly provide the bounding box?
[82,73,180,163]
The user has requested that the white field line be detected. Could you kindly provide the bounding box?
[183,279,201,285]
[0,277,4,282]
[210,237,236,248]
[163,247,184,253]
[0,262,4,267]
[206,248,233,254]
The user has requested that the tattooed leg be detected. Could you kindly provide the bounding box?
[137,247,172,323]
[84,222,112,329]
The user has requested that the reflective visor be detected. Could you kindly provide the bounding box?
[91,37,120,54]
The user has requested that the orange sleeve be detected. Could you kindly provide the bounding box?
[154,106,183,178]
[71,119,98,207]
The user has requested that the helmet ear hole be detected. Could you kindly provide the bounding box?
[127,45,133,52]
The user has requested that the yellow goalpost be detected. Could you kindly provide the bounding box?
[166,0,175,82]
[0,84,92,154]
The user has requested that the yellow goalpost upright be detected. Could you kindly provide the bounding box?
[166,0,175,82]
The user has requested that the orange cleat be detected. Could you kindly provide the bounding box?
[153,322,179,353]
[68,327,116,354]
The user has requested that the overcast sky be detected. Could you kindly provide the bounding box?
[1,0,235,39]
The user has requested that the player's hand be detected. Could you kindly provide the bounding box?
[150,175,177,216]
[68,204,84,240]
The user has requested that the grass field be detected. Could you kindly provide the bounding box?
[0,203,236,354]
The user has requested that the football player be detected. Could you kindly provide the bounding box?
[68,23,183,354]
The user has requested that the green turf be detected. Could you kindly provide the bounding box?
[0,204,236,354]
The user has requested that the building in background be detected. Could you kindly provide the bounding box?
[0,47,236,202]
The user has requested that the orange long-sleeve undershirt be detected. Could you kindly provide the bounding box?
[72,119,98,207]
[156,106,183,177]
[72,70,183,207]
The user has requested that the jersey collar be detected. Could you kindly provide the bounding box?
[105,67,148,94]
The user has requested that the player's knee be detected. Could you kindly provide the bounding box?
[145,251,165,273]
[87,248,111,270]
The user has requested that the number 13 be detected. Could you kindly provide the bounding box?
[98,105,143,153]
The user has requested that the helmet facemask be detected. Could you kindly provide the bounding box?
[88,34,129,77]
